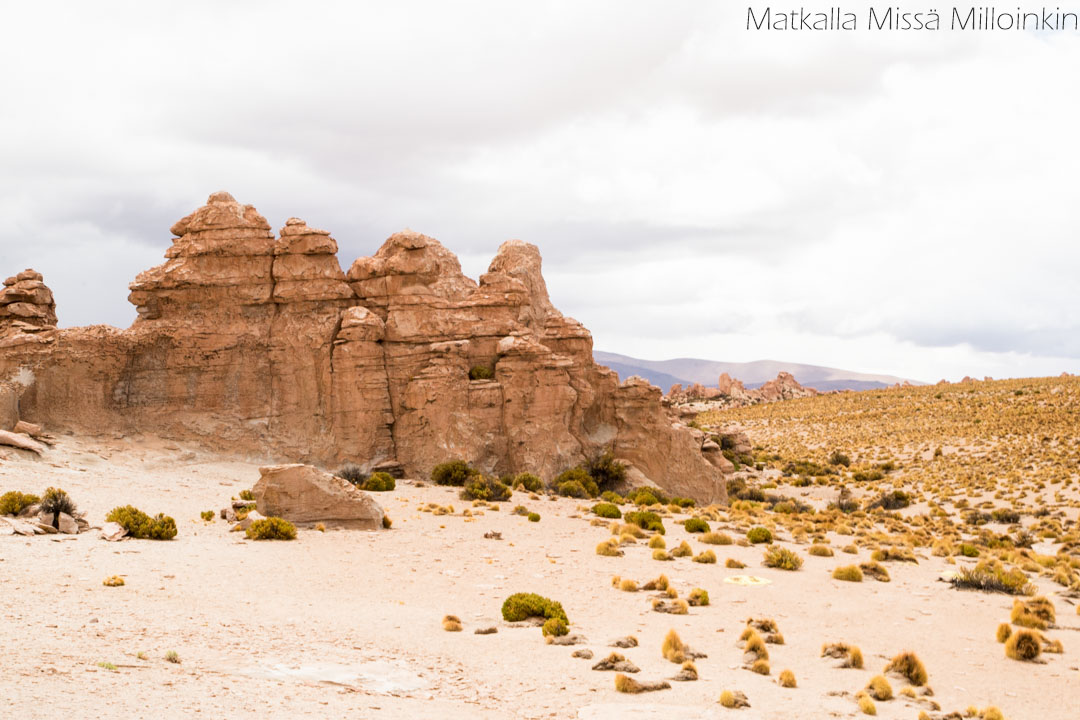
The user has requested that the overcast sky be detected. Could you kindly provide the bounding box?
[2,1,1078,382]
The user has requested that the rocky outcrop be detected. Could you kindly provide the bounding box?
[0,269,57,347]
[0,192,726,503]
[253,464,384,528]
[666,371,817,410]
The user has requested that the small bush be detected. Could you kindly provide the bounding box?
[747,527,773,544]
[959,543,980,557]
[102,575,125,587]
[624,510,665,535]
[701,531,732,545]
[1011,596,1055,628]
[883,651,927,686]
[859,561,890,582]
[513,472,543,492]
[554,467,598,498]
[626,486,668,506]
[502,592,567,636]
[431,460,478,486]
[200,510,214,521]
[461,475,512,502]
[361,471,396,492]
[469,365,494,380]
[822,642,864,668]
[808,544,834,557]
[671,540,693,558]
[0,490,39,516]
[670,496,696,508]
[693,549,717,564]
[442,614,462,632]
[952,563,1034,595]
[246,516,297,540]
[1004,629,1041,661]
[238,489,255,501]
[726,558,746,569]
[648,535,666,549]
[585,451,627,493]
[688,588,709,606]
[106,505,178,540]
[40,487,76,520]
[763,547,803,571]
[652,549,673,561]
[778,669,796,688]
[164,651,180,664]
[527,512,540,522]
[684,517,710,534]
[336,464,366,485]
[597,539,623,557]
[833,565,863,582]
[996,623,1012,643]
[857,694,877,715]
[592,502,621,519]
[991,508,1021,524]
[865,675,892,701]
[542,617,568,637]
[829,450,851,467]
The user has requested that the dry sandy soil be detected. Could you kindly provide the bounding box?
[2,435,1078,719]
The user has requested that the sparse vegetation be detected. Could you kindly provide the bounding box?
[1004,629,1041,661]
[460,474,512,501]
[701,531,733,545]
[684,517,710,533]
[245,516,297,540]
[361,471,396,492]
[883,651,927,686]
[501,593,568,636]
[832,565,863,582]
[431,460,478,486]
[746,526,772,544]
[105,505,178,540]
[762,546,802,571]
[592,502,621,519]
[0,490,39,515]
[624,510,665,534]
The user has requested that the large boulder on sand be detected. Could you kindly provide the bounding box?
[252,464,385,529]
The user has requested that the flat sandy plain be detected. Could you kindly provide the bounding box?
[1,431,1077,719]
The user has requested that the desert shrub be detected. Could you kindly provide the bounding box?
[833,565,864,582]
[829,450,851,467]
[670,496,696,508]
[884,651,927,686]
[592,502,622,519]
[626,486,668,506]
[596,538,623,557]
[866,674,893,701]
[245,516,296,540]
[747,526,773,544]
[442,614,462,632]
[1004,629,1041,661]
[701,531,732,545]
[554,467,598,498]
[852,469,885,482]
[1011,596,1055,628]
[751,658,770,675]
[468,365,494,380]
[784,459,831,477]
[778,669,797,688]
[996,623,1012,643]
[106,505,178,540]
[648,535,666,549]
[688,588,709,606]
[822,642,864,668]
[951,563,1034,595]
[693,549,717,564]
[40,487,76,520]
[959,543,981,557]
[763,546,803,571]
[600,490,624,503]
[857,694,876,715]
[624,511,665,534]
[527,512,540,522]
[361,471,396,492]
[991,508,1021,524]
[671,541,693,558]
[200,510,214,521]
[808,544,834,557]
[652,549,673,561]
[871,547,917,563]
[238,489,255,501]
[726,558,746,568]
[0,490,39,516]
[867,490,911,511]
[684,517,710,533]
[860,561,890,582]
[512,472,543,492]
[461,475,512,502]
[336,464,366,485]
[501,592,568,635]
[584,451,627,493]
[432,460,478,486]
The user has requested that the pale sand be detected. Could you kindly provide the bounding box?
[1,436,1077,719]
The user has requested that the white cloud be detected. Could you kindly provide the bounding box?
[1,1,1077,380]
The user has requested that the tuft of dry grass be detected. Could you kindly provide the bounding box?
[619,578,639,592]
[1010,596,1055,629]
[102,576,125,587]
[702,531,733,545]
[822,642,864,669]
[596,538,623,557]
[832,565,863,582]
[648,535,666,549]
[614,673,670,693]
[763,546,803,571]
[688,587,710,606]
[884,651,927,686]
[859,561,890,582]
[662,629,687,663]
[442,614,463,632]
[865,674,893,701]
[1004,629,1041,661]
[719,689,750,708]
[726,557,746,569]
[996,623,1012,643]
[671,541,693,558]
[808,544,834,557]
[642,574,669,591]
[778,669,796,688]
[750,658,770,675]
[857,693,877,715]
[693,549,717,564]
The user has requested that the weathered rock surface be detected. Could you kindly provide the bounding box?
[0,192,726,502]
[0,269,58,347]
[667,370,817,410]
[0,429,44,454]
[253,464,385,528]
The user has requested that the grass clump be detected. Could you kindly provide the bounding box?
[614,673,669,693]
[102,575,125,587]
[693,549,717,564]
[460,475,512,502]
[554,467,598,498]
[1010,596,1055,629]
[688,588,709,606]
[808,544,834,557]
[719,689,749,708]
[1004,629,1041,661]
[662,629,687,663]
[527,512,540,522]
[652,549,673,561]
[701,531,732,545]
[361,471,396,492]
[750,658,770,675]
[648,535,666,549]
[469,365,494,380]
[865,674,893,700]
[592,502,621,519]
[952,562,1033,595]
[501,592,568,636]
[246,516,297,540]
[996,623,1012,643]
[684,517,710,533]
[0,490,39,515]
[624,510,665,534]
[642,574,669,591]
[857,694,877,715]
[431,460,478,486]
[626,486,668,506]
[883,651,927,686]
[442,614,462,631]
[596,538,624,557]
[164,650,180,664]
[105,505,178,540]
[746,526,773,544]
[618,578,639,592]
[726,557,746,569]
[778,669,796,688]
[833,565,863,582]
[200,510,215,521]
[763,546,803,571]
[670,541,693,558]
[512,472,543,492]
[822,642,864,669]
[859,561,890,582]
[584,451,627,494]
[336,464,365,485]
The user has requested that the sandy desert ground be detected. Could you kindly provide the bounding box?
[2,418,1077,719]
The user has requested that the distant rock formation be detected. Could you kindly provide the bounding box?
[667,370,818,409]
[0,192,726,502]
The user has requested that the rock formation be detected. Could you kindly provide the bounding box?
[0,192,726,503]
[253,464,385,528]
[667,371,817,410]
[0,269,57,346]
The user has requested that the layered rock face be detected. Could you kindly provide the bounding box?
[0,193,726,502]
[668,370,818,410]
[0,269,57,346]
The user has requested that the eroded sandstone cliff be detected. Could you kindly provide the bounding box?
[0,192,726,502]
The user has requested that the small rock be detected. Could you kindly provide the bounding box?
[100,522,127,542]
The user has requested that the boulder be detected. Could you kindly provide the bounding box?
[0,429,43,454]
[253,464,385,528]
[57,512,79,534]
[100,522,127,541]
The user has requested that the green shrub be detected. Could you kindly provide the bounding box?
[513,472,543,492]
[670,497,695,508]
[461,475,512,502]
[584,451,627,493]
[336,464,366,485]
[245,516,297,540]
[200,510,215,521]
[763,546,803,571]
[959,543,981,557]
[600,490,624,504]
[991,508,1021,524]
[829,450,851,467]
[833,564,864,582]
[431,460,478,486]
[0,490,39,516]
[527,512,540,522]
[554,467,598,498]
[105,505,178,540]
[626,486,668,506]
[40,487,76,519]
[592,502,621,519]
[624,510,665,535]
[747,526,773,544]
[852,469,885,482]
[361,471,396,492]
[501,593,568,632]
[683,517,710,533]
[542,617,569,637]
[469,365,494,380]
[239,489,255,501]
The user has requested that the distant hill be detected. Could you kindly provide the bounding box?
[594,351,921,393]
